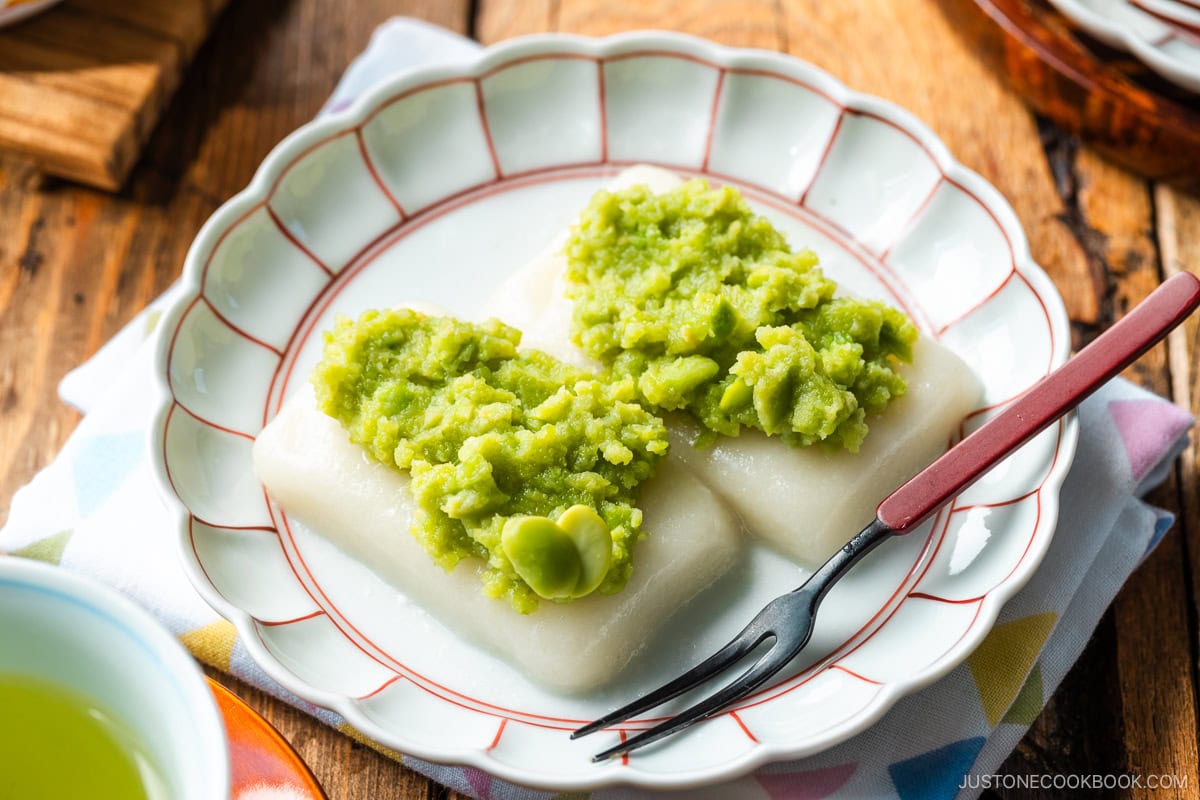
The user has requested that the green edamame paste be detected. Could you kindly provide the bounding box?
[564,180,918,451]
[313,309,668,613]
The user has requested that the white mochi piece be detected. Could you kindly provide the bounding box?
[484,164,982,567]
[665,338,979,564]
[253,387,742,692]
[484,166,684,369]
[485,230,594,370]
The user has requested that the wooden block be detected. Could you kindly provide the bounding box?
[0,0,230,190]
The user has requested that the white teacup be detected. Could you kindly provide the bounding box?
[0,556,230,799]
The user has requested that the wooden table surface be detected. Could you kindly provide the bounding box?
[2,1,1198,798]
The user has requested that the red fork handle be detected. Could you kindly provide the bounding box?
[877,272,1200,534]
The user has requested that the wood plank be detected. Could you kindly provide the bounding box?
[68,0,215,49]
[480,0,783,46]
[0,0,231,190]
[1114,512,1200,799]
[1075,153,1200,800]
[11,6,182,65]
[1155,183,1200,798]
[0,37,163,109]
[1104,162,1200,791]
[1157,185,1200,561]
[559,0,782,46]
[777,0,1102,331]
[477,0,556,42]
[0,79,127,145]
[0,102,124,185]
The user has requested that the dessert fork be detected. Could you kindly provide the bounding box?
[574,271,1200,761]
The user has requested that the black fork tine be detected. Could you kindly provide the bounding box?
[571,608,776,740]
[589,635,807,762]
[574,518,896,759]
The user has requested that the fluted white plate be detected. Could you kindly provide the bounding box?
[148,32,1074,791]
[1046,0,1200,93]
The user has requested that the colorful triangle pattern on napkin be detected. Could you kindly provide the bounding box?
[755,762,857,798]
[10,529,73,564]
[967,612,1057,726]
[888,737,986,800]
[71,431,144,518]
[1109,399,1192,481]
[465,768,494,800]
[1000,663,1044,726]
[180,619,239,672]
[1146,511,1177,556]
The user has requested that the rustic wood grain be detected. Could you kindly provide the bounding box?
[476,0,556,43]
[935,0,1200,188]
[0,0,233,190]
[779,0,1104,329]
[1051,139,1200,800]
[1159,190,1200,608]
[1156,183,1200,797]
[560,0,783,47]
[1074,151,1200,800]
[2,1,1199,798]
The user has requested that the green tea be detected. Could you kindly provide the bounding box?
[0,674,166,799]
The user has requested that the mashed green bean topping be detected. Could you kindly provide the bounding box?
[313,309,668,613]
[565,180,918,450]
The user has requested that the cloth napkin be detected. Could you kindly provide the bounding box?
[2,19,1193,800]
